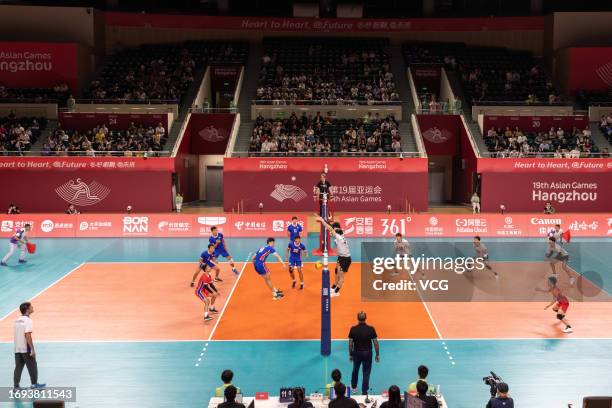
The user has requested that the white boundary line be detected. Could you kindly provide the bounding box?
[207,252,251,341]
[0,262,85,322]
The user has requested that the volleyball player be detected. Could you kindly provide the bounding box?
[194,265,219,322]
[252,238,286,300]
[315,215,351,298]
[209,226,239,277]
[538,275,572,333]
[393,233,417,276]
[472,236,498,277]
[546,237,575,285]
[286,236,308,289]
[287,216,303,242]
[1,224,31,266]
[547,224,564,245]
[190,244,221,287]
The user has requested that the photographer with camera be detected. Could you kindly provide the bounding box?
[486,382,513,408]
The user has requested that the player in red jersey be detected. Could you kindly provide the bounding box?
[539,275,573,333]
[195,266,219,322]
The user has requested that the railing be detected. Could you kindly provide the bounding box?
[76,98,181,105]
[0,97,66,104]
[189,107,237,113]
[233,151,421,158]
[251,99,402,106]
[473,100,572,107]
[479,151,610,158]
[2,150,172,157]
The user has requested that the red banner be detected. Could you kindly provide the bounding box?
[223,158,428,212]
[189,113,235,155]
[58,113,169,132]
[336,213,611,238]
[0,42,78,91]
[0,171,172,212]
[477,158,612,173]
[105,12,544,32]
[480,172,612,213]
[567,47,612,94]
[417,114,459,156]
[0,157,175,172]
[0,214,306,238]
[1,213,607,238]
[482,115,589,133]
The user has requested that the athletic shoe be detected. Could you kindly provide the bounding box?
[351,387,358,395]
[190,282,195,288]
[209,308,219,314]
[232,268,239,275]
[214,277,223,282]
[300,283,304,290]
[204,315,214,322]
[31,383,46,389]
[273,293,284,300]
[569,277,576,285]
[18,260,27,264]
[562,326,573,333]
[0,262,7,266]
[330,291,339,298]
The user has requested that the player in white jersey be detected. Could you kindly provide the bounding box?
[1,224,31,266]
[393,233,418,276]
[315,215,351,298]
[546,237,575,285]
[472,236,498,277]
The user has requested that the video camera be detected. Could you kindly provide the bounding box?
[483,371,503,397]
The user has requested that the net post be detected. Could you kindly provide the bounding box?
[320,193,331,356]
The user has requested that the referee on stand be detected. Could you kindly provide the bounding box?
[348,311,380,395]
[315,173,332,218]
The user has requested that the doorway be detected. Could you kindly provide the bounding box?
[205,166,223,205]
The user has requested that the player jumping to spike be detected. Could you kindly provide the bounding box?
[538,275,573,333]
[1,224,31,266]
[191,244,221,287]
[546,237,575,285]
[473,236,498,277]
[210,226,239,278]
[252,238,286,300]
[287,216,303,242]
[315,215,351,298]
[286,236,308,289]
[194,265,219,322]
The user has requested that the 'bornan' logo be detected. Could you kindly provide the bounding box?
[55,178,110,206]
[596,61,612,87]
[270,184,307,203]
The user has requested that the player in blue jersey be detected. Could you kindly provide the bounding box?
[210,226,239,278]
[287,217,303,242]
[252,238,286,300]
[190,244,222,287]
[286,236,308,289]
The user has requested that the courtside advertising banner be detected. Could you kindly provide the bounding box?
[223,157,429,212]
[0,42,79,91]
[478,158,612,212]
[0,213,608,238]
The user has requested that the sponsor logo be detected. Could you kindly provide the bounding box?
[422,126,451,144]
[158,221,169,231]
[272,220,285,232]
[40,220,54,233]
[158,221,191,233]
[505,216,513,225]
[197,216,227,226]
[123,216,149,234]
[270,184,307,202]
[596,61,612,87]
[55,178,110,206]
[429,216,438,226]
[530,218,562,225]
[198,125,228,143]
[454,218,488,233]
[79,221,89,231]
[608,218,612,235]
[1,220,14,232]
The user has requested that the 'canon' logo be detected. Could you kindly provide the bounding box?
[530,218,561,225]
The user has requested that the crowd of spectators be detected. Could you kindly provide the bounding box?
[86,42,248,103]
[0,112,46,155]
[483,125,600,158]
[256,38,399,105]
[0,83,71,104]
[402,43,562,105]
[42,122,168,156]
[249,112,401,155]
[600,114,612,144]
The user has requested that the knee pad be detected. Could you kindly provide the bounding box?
[556,313,564,320]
